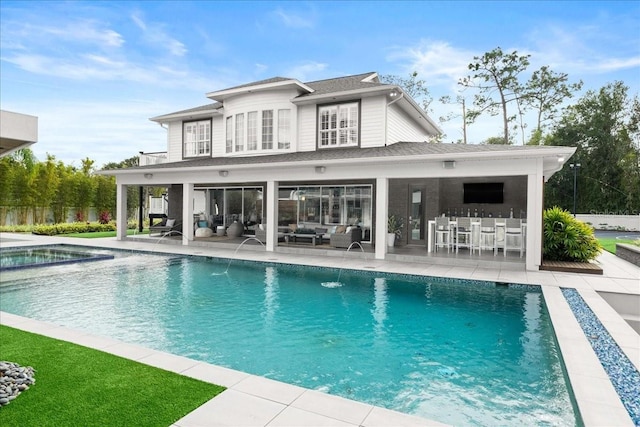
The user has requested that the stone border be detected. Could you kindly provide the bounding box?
[615,243,640,267]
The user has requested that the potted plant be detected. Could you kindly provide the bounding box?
[387,215,404,247]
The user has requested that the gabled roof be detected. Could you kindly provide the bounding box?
[206,77,314,101]
[300,72,383,97]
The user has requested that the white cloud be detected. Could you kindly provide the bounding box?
[130,12,187,57]
[272,7,315,29]
[285,62,328,81]
[386,40,476,91]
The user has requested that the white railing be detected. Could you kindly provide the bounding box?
[139,152,168,166]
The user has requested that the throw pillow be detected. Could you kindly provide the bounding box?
[335,225,346,234]
[166,219,175,227]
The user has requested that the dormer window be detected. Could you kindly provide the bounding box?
[318,102,359,148]
[183,120,211,158]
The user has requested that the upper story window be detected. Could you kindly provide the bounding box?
[278,109,290,149]
[225,117,233,153]
[224,108,291,154]
[318,102,359,148]
[235,113,244,152]
[262,110,274,150]
[184,120,211,158]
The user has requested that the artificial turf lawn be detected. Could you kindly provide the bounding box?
[0,325,225,427]
[598,238,638,254]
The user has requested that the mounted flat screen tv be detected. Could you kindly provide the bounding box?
[463,182,504,204]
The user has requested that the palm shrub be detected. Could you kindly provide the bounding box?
[543,207,601,262]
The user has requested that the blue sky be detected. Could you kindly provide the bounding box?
[1,1,639,167]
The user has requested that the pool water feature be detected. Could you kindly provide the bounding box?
[0,246,114,271]
[0,249,580,426]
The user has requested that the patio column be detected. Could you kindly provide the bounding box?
[116,182,128,240]
[375,177,389,260]
[266,180,278,252]
[182,182,194,245]
[526,162,544,271]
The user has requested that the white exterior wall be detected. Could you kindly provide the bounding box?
[576,214,640,231]
[297,104,317,151]
[387,103,430,143]
[210,115,224,156]
[167,121,183,162]
[360,96,386,148]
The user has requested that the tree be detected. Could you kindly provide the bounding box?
[545,82,640,213]
[73,158,96,221]
[51,162,75,223]
[439,95,469,143]
[459,47,531,144]
[483,136,509,145]
[10,149,37,224]
[380,71,433,112]
[0,156,15,225]
[33,154,60,224]
[525,66,583,134]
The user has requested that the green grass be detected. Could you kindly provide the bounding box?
[65,229,150,238]
[0,325,224,427]
[598,238,638,254]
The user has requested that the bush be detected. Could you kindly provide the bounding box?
[543,207,601,262]
[31,222,116,236]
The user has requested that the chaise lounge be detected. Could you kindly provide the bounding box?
[149,218,182,236]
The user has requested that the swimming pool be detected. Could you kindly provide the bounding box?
[0,246,580,426]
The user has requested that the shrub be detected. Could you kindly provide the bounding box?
[543,207,601,262]
[98,211,111,224]
[31,222,116,236]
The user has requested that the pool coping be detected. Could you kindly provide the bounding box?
[1,233,638,426]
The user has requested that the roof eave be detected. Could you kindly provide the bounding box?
[150,108,223,123]
[206,80,314,101]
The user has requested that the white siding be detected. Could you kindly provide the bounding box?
[360,96,385,148]
[167,121,183,162]
[387,103,430,143]
[211,116,224,156]
[297,104,317,151]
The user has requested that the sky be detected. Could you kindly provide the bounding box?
[1,1,639,168]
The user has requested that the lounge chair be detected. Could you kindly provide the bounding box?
[149,218,182,236]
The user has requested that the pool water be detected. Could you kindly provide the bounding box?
[0,246,114,271]
[0,248,579,426]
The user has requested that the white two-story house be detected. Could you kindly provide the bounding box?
[106,71,575,271]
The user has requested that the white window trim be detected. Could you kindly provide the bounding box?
[318,102,359,148]
[183,119,211,158]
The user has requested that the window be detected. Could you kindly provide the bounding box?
[278,109,290,149]
[225,117,233,153]
[318,102,358,148]
[225,108,289,153]
[247,111,258,151]
[184,120,211,157]
[262,110,273,150]
[235,113,244,152]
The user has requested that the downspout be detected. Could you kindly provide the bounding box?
[385,90,404,146]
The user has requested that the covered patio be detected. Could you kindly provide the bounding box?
[107,142,576,271]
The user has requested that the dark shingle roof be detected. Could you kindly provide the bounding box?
[300,72,386,97]
[132,142,559,171]
[151,102,222,120]
[217,77,294,92]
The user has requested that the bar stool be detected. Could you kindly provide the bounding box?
[435,216,452,252]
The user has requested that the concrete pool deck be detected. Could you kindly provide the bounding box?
[1,232,639,426]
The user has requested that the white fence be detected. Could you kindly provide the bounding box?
[576,214,640,231]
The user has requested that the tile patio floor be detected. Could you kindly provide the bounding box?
[1,232,638,426]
